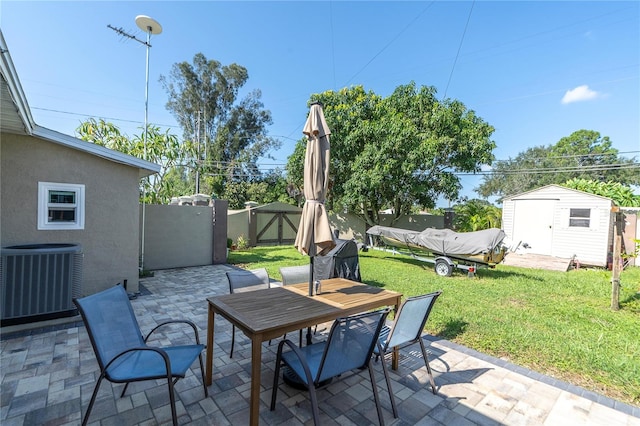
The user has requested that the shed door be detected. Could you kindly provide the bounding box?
[513,200,555,255]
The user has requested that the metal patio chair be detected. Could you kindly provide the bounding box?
[279,265,313,345]
[226,267,271,358]
[279,264,310,286]
[73,285,207,426]
[374,290,442,418]
[271,308,390,425]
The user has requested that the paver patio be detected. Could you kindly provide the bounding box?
[1,264,639,425]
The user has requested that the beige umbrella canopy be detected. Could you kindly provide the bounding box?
[294,102,336,258]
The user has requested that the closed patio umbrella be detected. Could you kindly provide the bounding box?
[294,102,336,296]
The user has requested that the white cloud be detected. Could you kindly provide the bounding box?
[561,85,600,104]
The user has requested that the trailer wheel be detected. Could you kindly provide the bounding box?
[435,259,453,277]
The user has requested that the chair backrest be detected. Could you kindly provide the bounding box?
[316,308,390,383]
[383,291,442,351]
[279,265,310,286]
[226,268,270,294]
[73,285,145,372]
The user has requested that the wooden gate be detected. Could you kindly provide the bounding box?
[250,209,301,246]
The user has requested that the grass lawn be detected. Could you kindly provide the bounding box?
[228,245,640,406]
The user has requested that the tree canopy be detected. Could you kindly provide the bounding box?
[477,130,640,199]
[562,178,640,207]
[76,118,196,204]
[221,170,292,209]
[452,199,502,232]
[286,83,496,226]
[159,53,281,197]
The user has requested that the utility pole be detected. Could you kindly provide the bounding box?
[196,110,201,194]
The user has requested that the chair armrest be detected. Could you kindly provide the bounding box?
[145,319,202,345]
[277,339,316,386]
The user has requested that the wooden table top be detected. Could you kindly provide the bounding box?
[208,278,401,340]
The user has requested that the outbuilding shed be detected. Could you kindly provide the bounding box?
[502,185,614,267]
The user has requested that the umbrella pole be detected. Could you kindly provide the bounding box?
[308,219,316,297]
[307,256,314,345]
[308,255,314,297]
[307,223,315,345]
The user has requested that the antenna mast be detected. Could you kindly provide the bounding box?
[107,16,162,273]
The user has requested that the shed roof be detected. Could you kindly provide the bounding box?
[502,184,614,203]
[0,30,160,179]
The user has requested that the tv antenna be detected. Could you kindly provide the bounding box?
[107,15,162,47]
[107,15,162,273]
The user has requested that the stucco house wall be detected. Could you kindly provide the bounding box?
[502,185,613,266]
[142,204,214,270]
[228,209,250,245]
[1,134,143,295]
[1,30,159,298]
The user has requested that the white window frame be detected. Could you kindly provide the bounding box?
[38,182,85,230]
[568,207,591,228]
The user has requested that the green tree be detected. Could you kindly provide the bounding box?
[160,53,280,197]
[453,199,502,232]
[562,178,640,207]
[162,167,195,202]
[475,145,555,199]
[76,118,196,203]
[477,130,640,199]
[286,83,496,226]
[221,169,294,209]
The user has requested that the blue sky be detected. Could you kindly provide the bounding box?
[2,1,639,205]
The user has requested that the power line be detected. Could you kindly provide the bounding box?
[32,106,179,129]
[442,0,475,99]
[30,103,640,165]
[492,150,640,164]
[32,107,305,143]
[455,163,639,177]
[198,162,640,181]
[189,157,639,177]
[343,2,435,86]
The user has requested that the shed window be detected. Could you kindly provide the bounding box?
[569,208,590,228]
[38,182,85,230]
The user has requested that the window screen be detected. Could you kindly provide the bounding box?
[38,182,85,230]
[569,208,590,228]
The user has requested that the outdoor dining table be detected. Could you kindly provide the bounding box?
[206,277,403,426]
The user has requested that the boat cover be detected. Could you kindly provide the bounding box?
[367,226,506,256]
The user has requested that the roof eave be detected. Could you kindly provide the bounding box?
[0,31,35,135]
[33,126,161,178]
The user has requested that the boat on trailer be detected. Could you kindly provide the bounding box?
[366,226,509,277]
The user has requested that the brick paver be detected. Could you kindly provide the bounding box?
[1,264,638,425]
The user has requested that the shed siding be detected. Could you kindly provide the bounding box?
[502,185,612,266]
[502,199,515,243]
